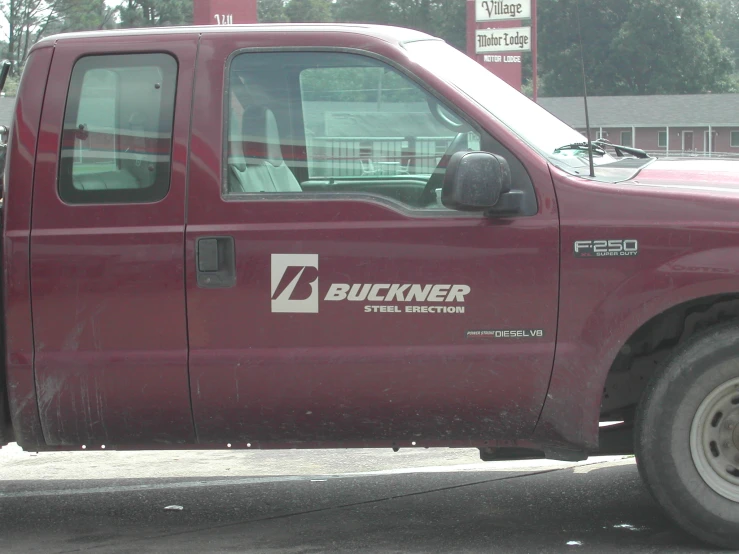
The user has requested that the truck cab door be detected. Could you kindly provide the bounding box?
[30,36,198,446]
[186,38,559,446]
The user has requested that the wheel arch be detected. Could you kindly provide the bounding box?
[596,292,739,455]
[535,275,739,454]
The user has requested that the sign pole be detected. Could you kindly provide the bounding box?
[467,0,476,58]
[193,0,257,25]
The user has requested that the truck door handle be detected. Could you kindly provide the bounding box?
[196,236,236,288]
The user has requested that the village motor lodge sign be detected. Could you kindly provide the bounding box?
[469,0,534,90]
[476,27,531,53]
[474,0,532,54]
[476,0,531,21]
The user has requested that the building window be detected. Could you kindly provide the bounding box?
[731,131,739,148]
[658,131,667,148]
[59,53,178,205]
[620,131,632,147]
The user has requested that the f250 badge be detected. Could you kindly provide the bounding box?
[574,239,638,258]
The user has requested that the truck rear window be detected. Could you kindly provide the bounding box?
[58,53,177,204]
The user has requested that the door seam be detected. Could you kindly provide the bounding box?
[182,34,203,443]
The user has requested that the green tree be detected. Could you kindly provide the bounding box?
[710,0,739,72]
[118,0,191,27]
[258,0,287,22]
[334,0,394,24]
[301,65,425,102]
[47,0,115,32]
[0,0,117,73]
[1,0,54,71]
[334,0,467,51]
[429,0,466,51]
[285,0,332,22]
[538,0,736,95]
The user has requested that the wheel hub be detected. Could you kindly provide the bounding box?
[690,378,739,502]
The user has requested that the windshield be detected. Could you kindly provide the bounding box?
[403,40,617,173]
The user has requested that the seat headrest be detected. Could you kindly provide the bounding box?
[229,137,247,173]
[242,106,284,167]
[228,112,247,172]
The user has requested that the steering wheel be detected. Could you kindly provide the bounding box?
[419,132,469,207]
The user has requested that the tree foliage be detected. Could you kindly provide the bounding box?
[256,1,467,49]
[118,0,191,27]
[47,0,116,32]
[538,0,736,95]
[284,0,332,23]
[334,0,467,51]
[1,0,55,71]
[0,0,183,72]
[0,0,112,71]
[710,0,739,71]
[258,0,288,22]
[0,0,733,96]
[301,65,425,102]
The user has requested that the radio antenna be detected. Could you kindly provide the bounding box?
[575,0,595,178]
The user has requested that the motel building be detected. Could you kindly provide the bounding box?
[538,93,739,157]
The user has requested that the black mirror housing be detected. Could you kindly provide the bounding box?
[441,151,512,211]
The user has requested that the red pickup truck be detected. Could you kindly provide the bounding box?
[1,23,738,547]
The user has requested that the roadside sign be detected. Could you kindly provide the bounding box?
[193,0,257,25]
[475,0,532,22]
[475,27,532,53]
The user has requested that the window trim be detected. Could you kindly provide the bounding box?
[731,131,739,148]
[58,52,179,206]
[220,46,537,218]
[658,131,667,148]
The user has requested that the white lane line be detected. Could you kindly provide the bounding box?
[0,457,630,499]
[0,464,551,499]
[572,458,635,474]
[0,475,323,498]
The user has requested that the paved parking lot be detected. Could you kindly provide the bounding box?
[0,445,724,553]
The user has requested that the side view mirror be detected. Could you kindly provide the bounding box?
[441,151,522,216]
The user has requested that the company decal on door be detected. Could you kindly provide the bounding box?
[271,254,470,314]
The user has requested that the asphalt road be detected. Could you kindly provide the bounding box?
[0,444,726,553]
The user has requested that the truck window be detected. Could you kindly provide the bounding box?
[58,53,177,204]
[224,51,484,210]
[300,65,480,179]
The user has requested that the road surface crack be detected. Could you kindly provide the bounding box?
[57,466,567,552]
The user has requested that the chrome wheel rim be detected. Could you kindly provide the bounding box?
[690,377,739,502]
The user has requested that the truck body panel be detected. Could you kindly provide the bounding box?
[185,31,560,445]
[5,23,739,550]
[4,46,54,448]
[536,163,739,449]
[29,35,199,445]
[1,24,738,458]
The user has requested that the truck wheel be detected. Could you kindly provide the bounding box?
[635,323,739,548]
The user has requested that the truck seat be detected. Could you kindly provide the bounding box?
[73,169,140,191]
[229,106,301,193]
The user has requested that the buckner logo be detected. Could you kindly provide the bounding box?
[271,254,470,314]
[271,254,319,313]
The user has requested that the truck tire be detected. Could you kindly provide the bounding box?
[635,323,739,549]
